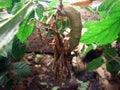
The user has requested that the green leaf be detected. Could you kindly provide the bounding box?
[81,0,120,45]
[85,7,95,13]
[108,1,120,18]
[48,0,59,8]
[60,19,70,34]
[51,86,59,90]
[12,0,21,3]
[106,61,120,77]
[0,49,8,57]
[0,57,11,71]
[20,0,25,3]
[48,0,70,8]
[11,2,23,14]
[98,0,120,13]
[98,11,108,19]
[12,62,30,77]
[104,44,116,61]
[77,79,89,90]
[0,12,13,23]
[98,0,115,12]
[0,41,12,58]
[0,0,34,51]
[12,36,26,60]
[36,4,44,19]
[48,0,58,15]
[98,0,120,19]
[0,0,12,9]
[0,42,12,71]
[86,58,104,72]
[80,17,120,45]
[17,11,35,42]
[83,21,98,28]
[48,0,70,15]
[0,72,9,85]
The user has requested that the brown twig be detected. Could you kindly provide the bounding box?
[59,0,63,10]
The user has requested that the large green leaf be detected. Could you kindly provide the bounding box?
[17,11,35,42]
[0,0,33,51]
[86,58,104,72]
[11,2,23,14]
[0,0,12,9]
[98,0,115,12]
[12,36,26,60]
[98,0,120,19]
[81,17,120,45]
[81,0,120,45]
[12,62,30,78]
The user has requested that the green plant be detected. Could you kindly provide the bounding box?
[0,37,30,89]
[77,79,89,90]
[0,0,61,87]
[0,0,35,88]
[1,0,120,89]
[81,0,120,45]
[0,0,34,51]
[0,0,71,88]
[81,0,120,77]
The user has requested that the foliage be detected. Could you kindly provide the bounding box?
[0,0,34,51]
[0,0,33,87]
[0,0,49,86]
[0,0,61,87]
[51,86,59,90]
[1,0,120,89]
[106,61,120,77]
[0,46,30,86]
[0,0,12,10]
[35,4,44,19]
[104,44,117,61]
[0,72,9,85]
[80,0,120,45]
[11,2,23,14]
[0,37,29,86]
[0,0,70,87]
[12,36,26,60]
[17,11,35,42]
[77,79,89,90]
[82,0,120,77]
[12,62,30,77]
[86,58,104,72]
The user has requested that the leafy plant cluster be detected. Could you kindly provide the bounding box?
[1,0,120,89]
[0,0,70,88]
[0,0,41,87]
[81,0,120,77]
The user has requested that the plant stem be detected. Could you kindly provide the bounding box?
[59,0,63,10]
